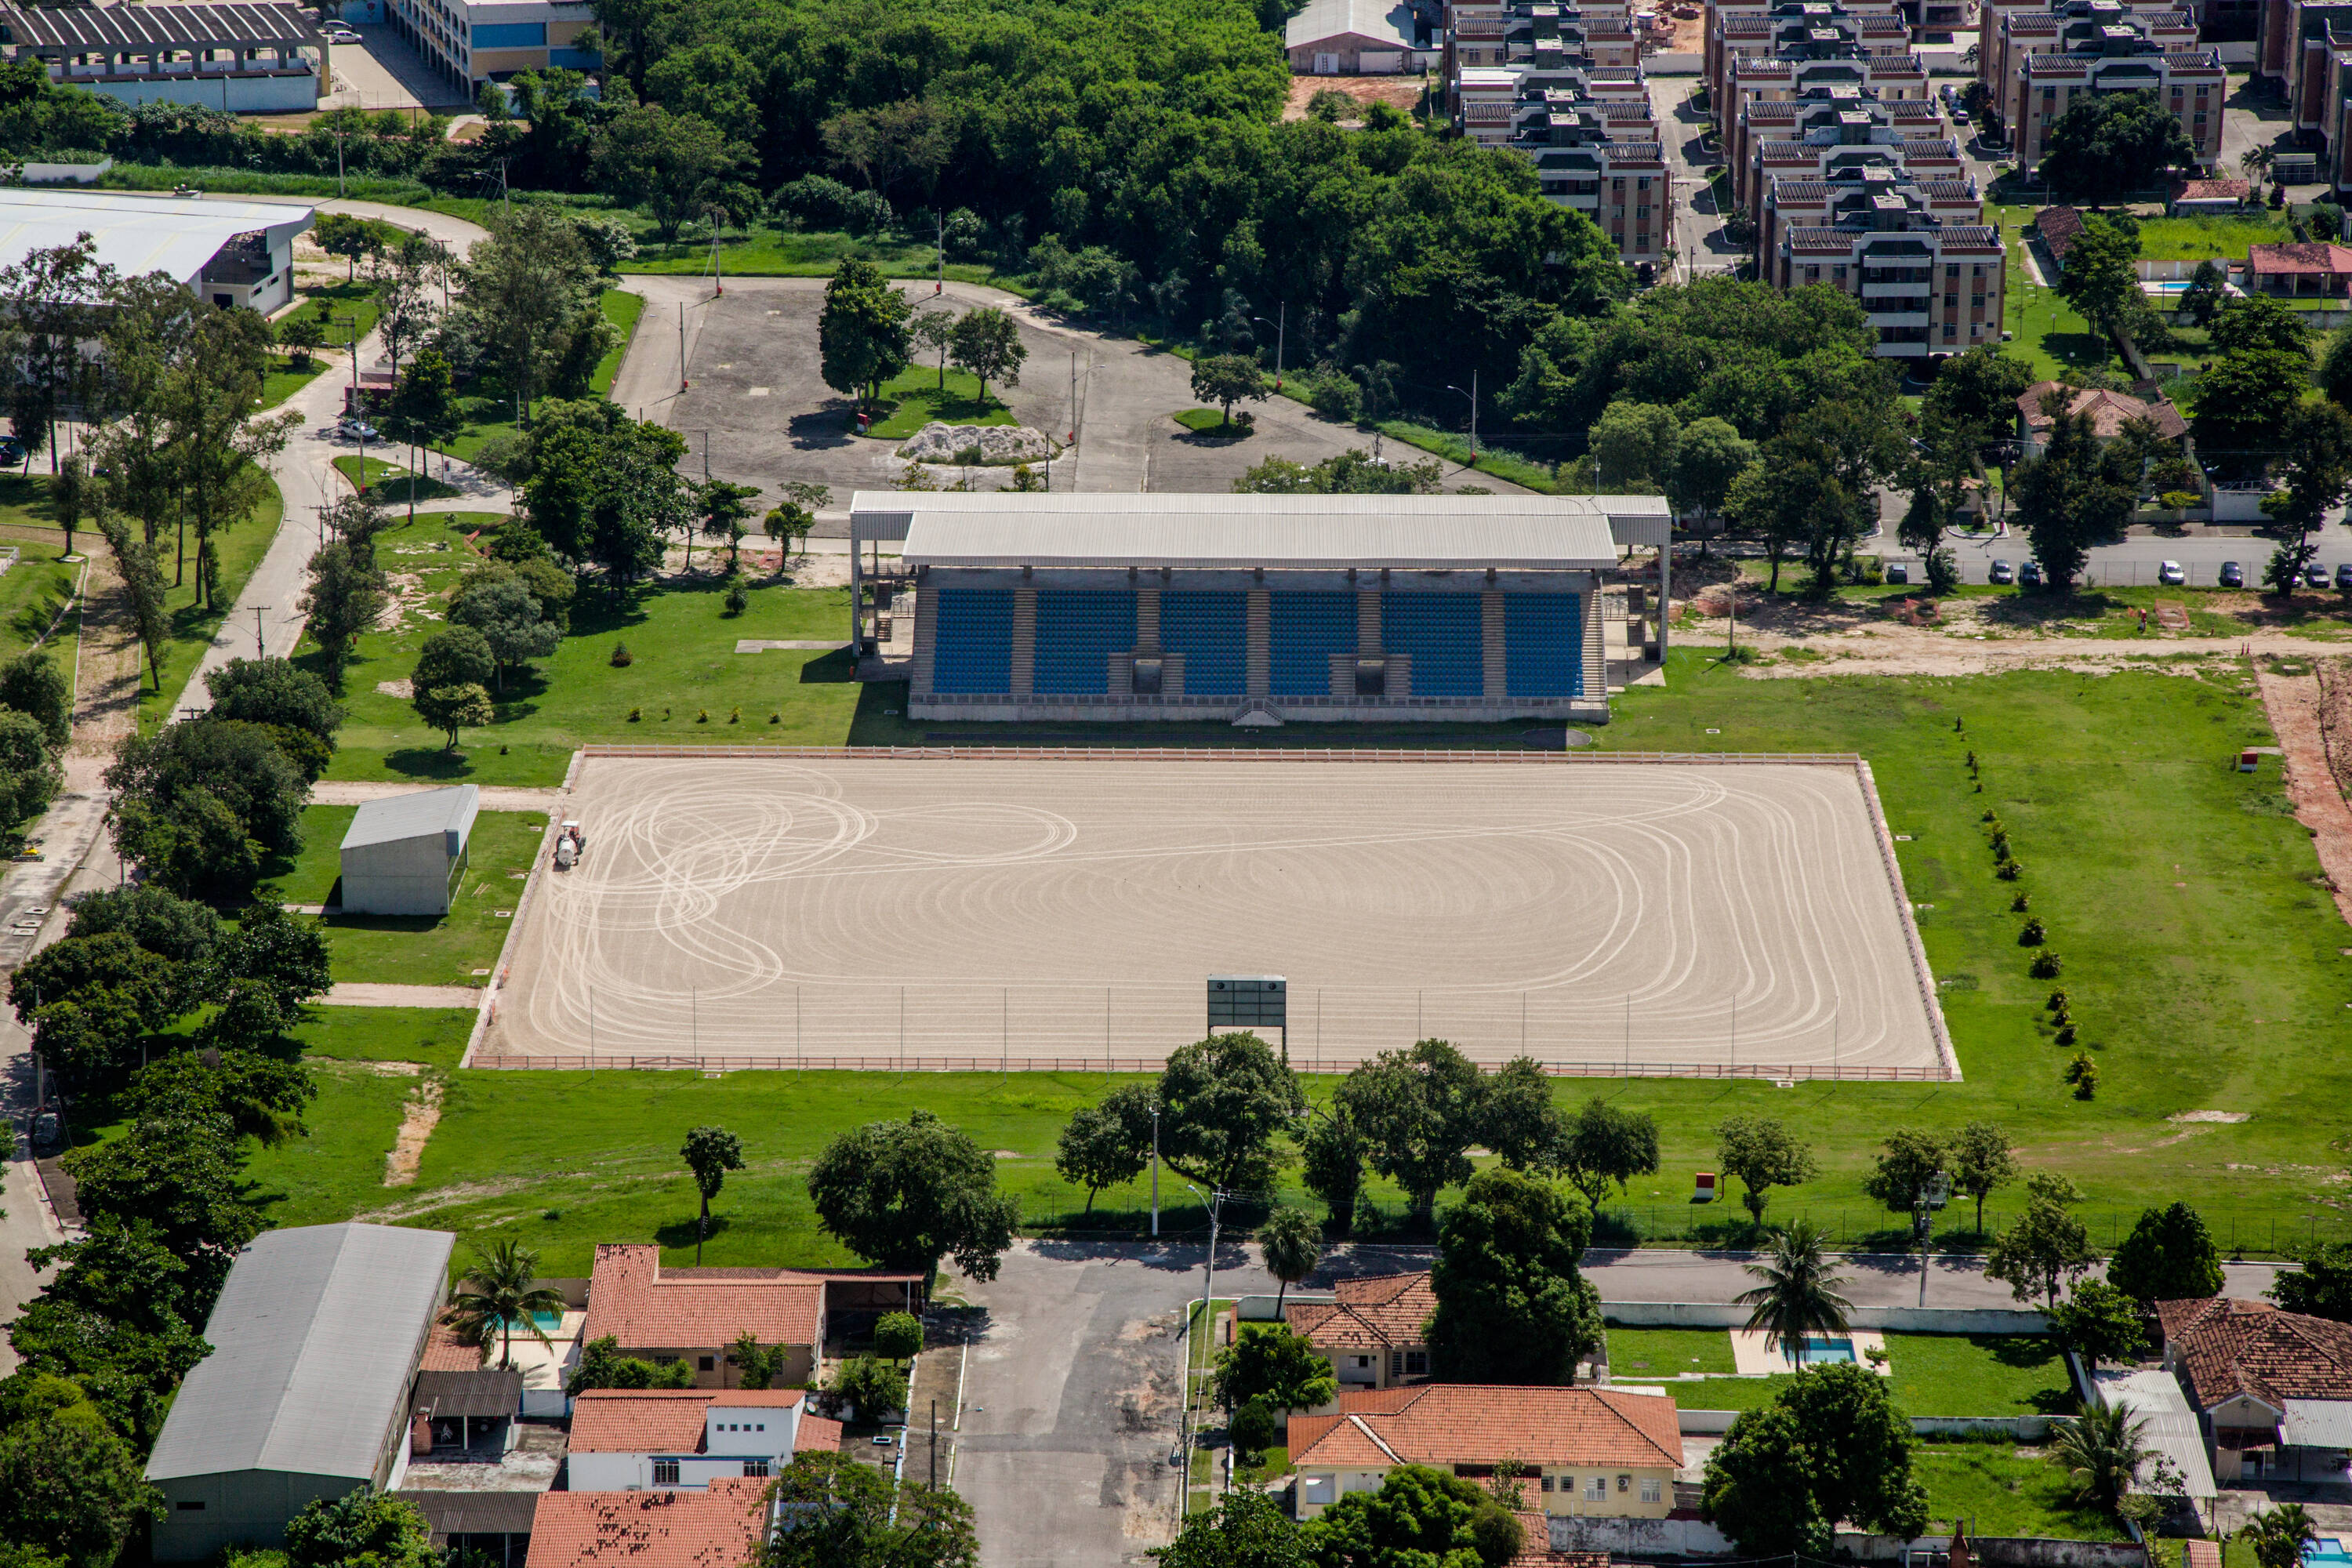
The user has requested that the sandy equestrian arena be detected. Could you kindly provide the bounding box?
[481,753,1949,1075]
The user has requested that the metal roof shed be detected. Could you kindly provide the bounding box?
[2093,1367,2218,1523]
[339,785,480,916]
[147,1223,456,1562]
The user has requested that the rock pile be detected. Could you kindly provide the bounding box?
[897,422,1060,465]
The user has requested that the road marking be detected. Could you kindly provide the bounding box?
[747,387,770,397]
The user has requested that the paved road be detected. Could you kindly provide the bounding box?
[1877,521,2352,588]
[956,1240,1277,1568]
[607,274,1515,514]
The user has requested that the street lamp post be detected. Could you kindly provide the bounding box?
[1251,306,1287,391]
[1445,373,1480,461]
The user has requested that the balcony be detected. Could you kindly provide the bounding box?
[1866,306,1931,326]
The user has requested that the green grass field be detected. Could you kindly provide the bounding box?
[440,289,641,463]
[290,1005,477,1073]
[260,806,547,987]
[0,481,85,661]
[1611,1333,2069,1418]
[1172,408,1254,438]
[2135,215,2292,262]
[284,280,382,352]
[258,354,330,411]
[134,482,284,728]
[1914,1442,2127,1541]
[332,453,463,503]
[865,367,1015,441]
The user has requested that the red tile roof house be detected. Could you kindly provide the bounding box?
[2158,1296,2352,1484]
[568,1389,843,1492]
[524,1477,769,1568]
[2169,178,2252,215]
[1286,1272,1437,1389]
[2034,204,2086,267]
[2015,382,2189,458]
[582,1245,924,1390]
[2243,241,2352,298]
[1288,1385,1682,1520]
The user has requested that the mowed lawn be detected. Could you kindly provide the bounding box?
[270,643,2352,1270]
[132,482,285,728]
[260,805,548,988]
[1607,1330,2071,1417]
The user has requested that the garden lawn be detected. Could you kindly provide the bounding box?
[1912,1442,2127,1541]
[0,483,85,659]
[260,806,548,987]
[866,367,1015,441]
[1173,408,1254,437]
[258,354,329,411]
[1604,1327,1738,1376]
[134,481,283,728]
[332,453,461,502]
[284,280,381,350]
[2135,215,2291,262]
[440,289,642,463]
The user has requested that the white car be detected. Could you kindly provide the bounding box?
[321,25,361,41]
[336,418,377,441]
[2158,560,2185,586]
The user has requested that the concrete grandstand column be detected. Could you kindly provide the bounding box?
[1011,587,1036,697]
[1246,588,1270,698]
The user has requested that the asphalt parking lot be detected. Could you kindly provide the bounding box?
[607,276,1517,519]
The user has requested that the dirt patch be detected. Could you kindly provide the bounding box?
[376,677,413,698]
[2170,1110,2251,1123]
[383,1076,445,1187]
[1281,74,1425,122]
[2254,662,2352,929]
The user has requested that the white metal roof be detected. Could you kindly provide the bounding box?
[342,784,481,853]
[1287,0,1419,49]
[147,1223,455,1484]
[0,188,314,290]
[0,2,319,49]
[2282,1399,2352,1450]
[2093,1367,2219,1501]
[866,492,1653,571]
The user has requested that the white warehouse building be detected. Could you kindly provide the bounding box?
[339,784,481,916]
[0,187,314,314]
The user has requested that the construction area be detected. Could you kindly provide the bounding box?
[474,751,1953,1077]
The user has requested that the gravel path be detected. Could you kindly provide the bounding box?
[321,982,485,1007]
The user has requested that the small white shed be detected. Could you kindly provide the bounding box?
[339,785,481,916]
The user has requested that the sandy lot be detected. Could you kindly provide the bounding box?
[484,754,1946,1073]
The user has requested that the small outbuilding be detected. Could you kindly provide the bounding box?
[340,785,481,916]
[1284,0,1432,73]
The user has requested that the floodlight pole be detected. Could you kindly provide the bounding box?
[250,606,270,659]
[1151,1105,1161,1239]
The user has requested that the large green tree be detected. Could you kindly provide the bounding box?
[1152,1491,1312,1568]
[818,257,914,408]
[2107,1202,2224,1305]
[1053,1083,1157,1213]
[2012,391,2139,590]
[1425,1167,1601,1385]
[1700,1363,1929,1555]
[61,1112,263,1313]
[1155,1032,1302,1194]
[1214,1325,1335,1414]
[680,1124,746,1262]
[283,1488,437,1568]
[807,1109,1018,1282]
[1336,1039,1488,1221]
[1301,1464,1523,1568]
[1714,1115,1817,1222]
[762,1450,978,1568]
[1986,1173,2099,1307]
[2040,89,2197,199]
[593,105,749,241]
[0,1420,160,1568]
[2271,1243,2352,1321]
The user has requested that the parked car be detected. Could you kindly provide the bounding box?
[2020,561,2044,589]
[2158,560,2185,586]
[2334,562,2352,592]
[321,24,361,41]
[336,418,377,441]
[1884,561,1909,584]
[2220,561,2245,589]
[1989,559,2015,584]
[0,437,24,466]
[2307,562,2331,589]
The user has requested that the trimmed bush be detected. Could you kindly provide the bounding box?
[610,642,633,667]
[2030,950,2063,979]
[2064,1051,2099,1098]
[873,1312,924,1361]
[2010,891,2031,912]
[2019,917,2047,946]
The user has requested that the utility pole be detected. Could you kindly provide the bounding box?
[936,209,946,296]
[1150,1104,1161,1239]
[679,303,690,393]
[929,1399,938,1490]
[250,606,270,659]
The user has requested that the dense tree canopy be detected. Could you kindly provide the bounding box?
[1426,1167,1602,1385]
[1701,1364,1928,1555]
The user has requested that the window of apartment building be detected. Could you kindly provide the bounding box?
[1635,234,1650,251]
[1584,1477,1607,1501]
[653,1460,681,1485]
[1806,265,1820,282]
[1612,178,1625,192]
[1832,265,1847,281]
[1636,205,1650,220]
[1636,176,1650,191]
[1944,293,1958,309]
[1541,1476,1557,1491]
[1944,321,1958,338]
[1641,1479,1664,1504]
[743,1460,771,1479]
[1404,1351,1428,1374]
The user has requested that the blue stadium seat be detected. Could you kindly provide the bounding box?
[1383,593,1483,697]
[1504,594,1583,697]
[932,588,1014,694]
[1033,590,1136,695]
[1160,590,1247,696]
[1270,590,1356,697]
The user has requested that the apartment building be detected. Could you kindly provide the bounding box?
[1730,85,1957,216]
[383,0,598,96]
[1770,176,2005,358]
[1762,159,1983,268]
[1449,7,1671,263]
[2254,0,2352,90]
[1975,0,2218,171]
[1705,0,1915,107]
[1450,0,1642,75]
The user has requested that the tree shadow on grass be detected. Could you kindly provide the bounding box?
[1981,589,2125,630]
[799,647,857,684]
[653,1214,732,1251]
[380,745,477,780]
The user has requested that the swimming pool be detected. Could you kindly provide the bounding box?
[1788,1335,1856,1366]
[491,1309,565,1333]
[2302,1541,2352,1568]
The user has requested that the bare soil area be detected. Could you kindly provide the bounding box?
[2259,661,2352,929]
[1280,74,1426,121]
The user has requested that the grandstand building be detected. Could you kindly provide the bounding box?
[846,493,1671,725]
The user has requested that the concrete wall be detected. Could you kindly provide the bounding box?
[1557,1519,2146,1565]
[83,72,318,111]
[152,1472,369,1563]
[567,1451,782,1491]
[1674,1409,2054,1437]
[20,157,111,183]
[342,834,463,916]
[1603,1302,2049,1333]
[1544,1512,1736,1556]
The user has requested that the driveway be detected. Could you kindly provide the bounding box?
[953,1239,1278,1568]
[606,274,1518,517]
[320,24,471,111]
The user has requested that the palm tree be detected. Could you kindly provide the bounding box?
[2243,1504,2321,1568]
[1733,1218,1853,1358]
[1258,1207,1322,1315]
[447,1240,568,1370]
[2241,145,2277,180]
[2050,1399,2155,1509]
